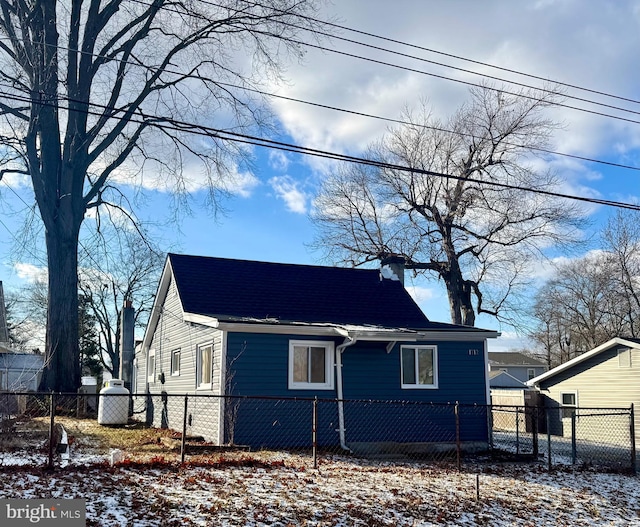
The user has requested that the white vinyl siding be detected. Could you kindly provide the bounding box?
[140,275,225,443]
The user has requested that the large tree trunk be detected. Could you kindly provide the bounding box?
[41,225,81,392]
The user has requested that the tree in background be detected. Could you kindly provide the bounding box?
[78,294,102,381]
[529,211,640,367]
[602,210,640,339]
[312,85,584,326]
[0,0,328,391]
[78,223,164,377]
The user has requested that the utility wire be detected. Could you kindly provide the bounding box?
[166,0,640,117]
[0,29,637,175]
[220,0,640,106]
[1,86,638,212]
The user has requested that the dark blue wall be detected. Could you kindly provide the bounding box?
[225,332,488,448]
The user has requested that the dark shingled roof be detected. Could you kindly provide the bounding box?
[168,253,480,332]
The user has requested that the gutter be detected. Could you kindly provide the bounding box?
[336,336,357,452]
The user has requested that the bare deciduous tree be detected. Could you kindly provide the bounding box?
[78,223,164,377]
[312,85,584,326]
[0,0,328,390]
[602,210,640,338]
[530,211,640,366]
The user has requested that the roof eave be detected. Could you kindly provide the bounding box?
[527,337,640,386]
[185,314,498,341]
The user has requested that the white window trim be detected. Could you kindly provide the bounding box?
[171,349,181,377]
[401,345,438,389]
[197,343,213,390]
[560,391,578,418]
[147,349,156,384]
[288,340,335,390]
[527,368,536,380]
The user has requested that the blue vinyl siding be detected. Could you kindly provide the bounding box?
[225,332,488,447]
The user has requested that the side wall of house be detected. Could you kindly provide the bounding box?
[224,332,489,448]
[133,275,225,443]
[493,365,545,383]
[538,345,640,445]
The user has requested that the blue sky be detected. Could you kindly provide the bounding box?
[1,1,640,352]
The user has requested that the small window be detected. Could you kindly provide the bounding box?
[527,368,536,380]
[197,344,213,389]
[561,392,577,418]
[288,340,334,390]
[171,349,181,376]
[401,345,438,389]
[618,348,631,368]
[147,349,156,384]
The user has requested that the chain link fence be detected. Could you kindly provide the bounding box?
[491,404,636,471]
[0,392,636,473]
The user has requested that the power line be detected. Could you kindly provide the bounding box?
[242,0,640,107]
[1,86,638,212]
[83,0,640,129]
[216,81,640,173]
[0,26,638,176]
[178,0,640,116]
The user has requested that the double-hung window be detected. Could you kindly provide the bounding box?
[401,345,438,389]
[171,349,181,377]
[147,349,156,384]
[561,392,577,418]
[197,343,213,389]
[288,340,334,390]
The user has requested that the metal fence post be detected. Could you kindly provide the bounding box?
[181,395,188,463]
[546,408,552,471]
[515,406,520,455]
[312,397,318,469]
[630,403,636,475]
[531,405,539,459]
[571,410,577,465]
[455,401,461,470]
[48,392,56,470]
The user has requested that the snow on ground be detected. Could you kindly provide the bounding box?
[1,453,639,526]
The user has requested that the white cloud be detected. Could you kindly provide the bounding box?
[269,1,640,211]
[14,263,47,283]
[268,151,290,171]
[269,176,308,214]
[405,285,435,305]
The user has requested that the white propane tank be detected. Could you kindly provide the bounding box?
[97,379,130,425]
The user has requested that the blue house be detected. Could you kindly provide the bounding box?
[136,254,499,452]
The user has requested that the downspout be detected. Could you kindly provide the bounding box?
[336,336,357,452]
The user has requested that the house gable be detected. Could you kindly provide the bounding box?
[529,338,640,409]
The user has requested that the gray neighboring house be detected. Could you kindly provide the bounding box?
[0,351,44,391]
[527,337,640,444]
[488,352,547,384]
